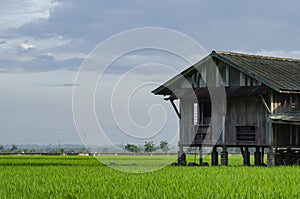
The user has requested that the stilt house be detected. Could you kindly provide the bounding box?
[152,51,300,166]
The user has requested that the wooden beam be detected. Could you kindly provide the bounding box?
[170,99,181,119]
[259,95,271,114]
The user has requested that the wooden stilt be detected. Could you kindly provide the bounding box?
[199,146,203,164]
[211,146,218,166]
[254,146,262,166]
[267,146,275,166]
[221,147,228,166]
[261,147,264,165]
[243,147,250,166]
[178,150,186,166]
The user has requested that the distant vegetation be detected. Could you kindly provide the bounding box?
[0,141,176,154]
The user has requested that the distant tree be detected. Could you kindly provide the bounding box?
[144,141,156,154]
[60,148,65,154]
[160,140,169,153]
[186,146,197,153]
[30,149,36,153]
[102,147,108,153]
[124,144,140,154]
[11,145,18,152]
[0,145,3,151]
[23,148,29,153]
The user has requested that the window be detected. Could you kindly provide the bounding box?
[236,126,256,142]
[193,102,211,125]
[193,103,198,125]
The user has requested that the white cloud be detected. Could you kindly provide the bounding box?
[253,50,300,59]
[0,0,61,32]
[0,35,72,65]
[20,43,35,50]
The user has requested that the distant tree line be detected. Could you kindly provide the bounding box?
[124,140,170,154]
[0,144,86,154]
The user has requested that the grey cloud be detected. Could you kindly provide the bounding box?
[2,0,300,73]
[54,83,80,87]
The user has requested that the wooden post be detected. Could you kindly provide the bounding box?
[286,148,292,166]
[178,150,186,166]
[254,146,262,166]
[268,92,275,166]
[178,142,186,166]
[267,146,275,166]
[243,147,250,166]
[261,147,265,165]
[221,147,228,166]
[211,146,218,166]
[199,146,203,164]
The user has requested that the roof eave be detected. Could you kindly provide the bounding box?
[279,90,300,94]
[152,54,213,95]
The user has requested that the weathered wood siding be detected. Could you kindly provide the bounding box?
[272,92,300,148]
[179,96,269,146]
[179,99,195,145]
[272,93,299,114]
[273,124,300,147]
[223,96,269,146]
[180,60,261,89]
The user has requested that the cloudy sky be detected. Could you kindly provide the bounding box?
[1,0,300,146]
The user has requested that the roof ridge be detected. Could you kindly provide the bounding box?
[214,50,300,62]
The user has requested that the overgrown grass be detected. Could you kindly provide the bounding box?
[0,155,299,198]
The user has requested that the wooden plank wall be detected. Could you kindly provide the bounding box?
[179,96,269,146]
[224,96,268,145]
[180,99,195,145]
[273,124,300,147]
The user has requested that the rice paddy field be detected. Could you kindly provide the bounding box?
[0,155,299,198]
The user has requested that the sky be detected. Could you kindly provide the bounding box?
[1,0,300,146]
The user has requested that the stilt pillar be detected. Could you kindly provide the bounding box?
[221,147,228,166]
[199,147,203,164]
[211,146,218,166]
[267,146,275,166]
[178,150,186,166]
[261,147,265,165]
[254,147,262,166]
[243,147,250,166]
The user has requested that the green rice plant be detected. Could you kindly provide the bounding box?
[0,155,298,198]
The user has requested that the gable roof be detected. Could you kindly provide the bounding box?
[213,51,300,93]
[152,51,300,95]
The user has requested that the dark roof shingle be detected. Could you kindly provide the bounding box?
[214,51,300,92]
[153,51,300,95]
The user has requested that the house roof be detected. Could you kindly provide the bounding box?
[270,110,300,124]
[213,51,300,93]
[152,51,300,95]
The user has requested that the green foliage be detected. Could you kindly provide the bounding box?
[0,156,299,198]
[159,140,169,153]
[144,141,156,153]
[11,145,17,151]
[124,144,140,153]
[64,193,79,199]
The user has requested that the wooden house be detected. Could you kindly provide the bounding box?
[152,51,300,166]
